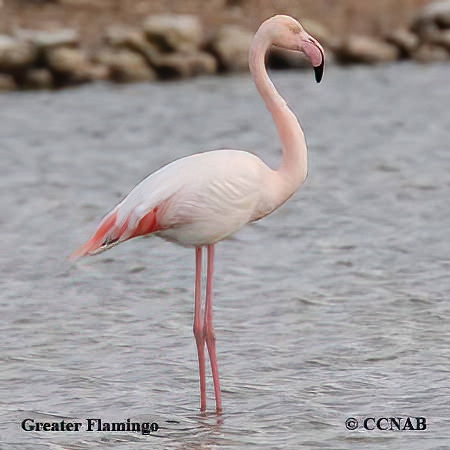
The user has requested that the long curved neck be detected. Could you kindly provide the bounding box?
[249,26,308,194]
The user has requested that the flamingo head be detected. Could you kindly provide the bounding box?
[265,15,325,83]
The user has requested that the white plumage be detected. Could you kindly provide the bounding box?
[72,14,324,413]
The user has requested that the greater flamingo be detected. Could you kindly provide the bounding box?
[71,15,324,413]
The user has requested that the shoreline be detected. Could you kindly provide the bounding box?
[0,0,449,91]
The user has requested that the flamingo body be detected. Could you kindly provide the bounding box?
[73,149,293,256]
[72,15,325,413]
[153,150,280,246]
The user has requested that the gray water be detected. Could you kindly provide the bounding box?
[1,63,450,449]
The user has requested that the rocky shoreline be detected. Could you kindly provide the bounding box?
[0,0,449,91]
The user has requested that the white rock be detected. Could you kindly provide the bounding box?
[107,29,217,79]
[95,49,156,83]
[413,43,449,62]
[414,0,450,31]
[427,29,450,50]
[0,35,36,71]
[153,51,217,78]
[337,35,399,64]
[45,47,94,85]
[209,25,253,72]
[16,28,79,51]
[385,29,420,57]
[143,14,203,53]
[105,26,143,49]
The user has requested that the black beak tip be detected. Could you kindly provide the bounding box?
[313,47,325,83]
[314,61,324,83]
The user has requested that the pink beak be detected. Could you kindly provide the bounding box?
[302,39,325,83]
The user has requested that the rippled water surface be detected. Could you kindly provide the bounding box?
[1,63,450,449]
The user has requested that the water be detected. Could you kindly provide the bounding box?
[1,62,450,449]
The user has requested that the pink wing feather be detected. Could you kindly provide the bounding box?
[71,149,279,258]
[70,206,161,259]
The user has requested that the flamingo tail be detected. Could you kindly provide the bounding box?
[70,206,161,260]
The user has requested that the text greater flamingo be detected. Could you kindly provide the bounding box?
[72,15,324,413]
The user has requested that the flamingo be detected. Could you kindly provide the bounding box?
[71,15,324,413]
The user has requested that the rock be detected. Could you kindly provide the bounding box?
[16,28,79,51]
[105,26,144,49]
[413,0,450,34]
[143,14,203,53]
[107,29,217,79]
[22,68,54,89]
[0,73,17,91]
[105,28,164,68]
[385,29,420,57]
[45,47,94,85]
[413,43,449,62]
[427,29,450,50]
[105,27,158,59]
[209,25,253,72]
[152,51,217,79]
[45,46,85,73]
[95,48,156,83]
[85,63,110,82]
[106,30,166,70]
[0,35,36,72]
[46,47,86,73]
[337,35,399,64]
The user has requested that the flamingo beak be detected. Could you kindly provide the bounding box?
[313,48,324,83]
[301,37,325,83]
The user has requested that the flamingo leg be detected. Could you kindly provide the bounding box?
[193,246,206,412]
[204,244,222,413]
